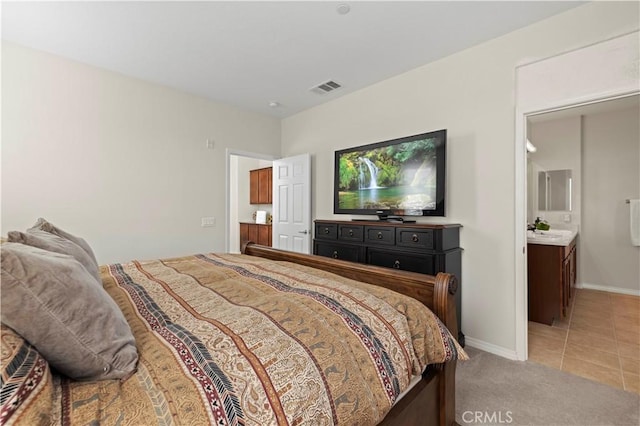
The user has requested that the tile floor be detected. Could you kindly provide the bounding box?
[528,288,640,394]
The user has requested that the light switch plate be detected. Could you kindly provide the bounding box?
[201,217,216,227]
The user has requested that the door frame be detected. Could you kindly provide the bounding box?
[225,149,276,253]
[514,31,639,360]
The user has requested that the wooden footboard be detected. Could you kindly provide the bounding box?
[241,242,459,426]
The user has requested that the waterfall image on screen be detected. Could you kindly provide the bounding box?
[337,136,439,212]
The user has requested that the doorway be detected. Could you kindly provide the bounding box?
[524,96,639,380]
[225,150,313,254]
[225,150,275,253]
[518,94,639,360]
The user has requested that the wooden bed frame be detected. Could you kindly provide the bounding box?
[242,242,459,426]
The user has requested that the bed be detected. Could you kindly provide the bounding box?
[1,221,466,426]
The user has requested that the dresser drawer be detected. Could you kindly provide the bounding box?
[338,224,364,242]
[367,249,435,275]
[315,223,338,240]
[314,241,363,262]
[396,228,434,250]
[364,226,395,246]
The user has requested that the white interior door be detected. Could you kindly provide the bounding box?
[272,153,311,253]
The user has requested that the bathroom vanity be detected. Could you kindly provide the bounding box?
[527,229,577,325]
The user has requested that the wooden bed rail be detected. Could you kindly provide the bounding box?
[241,242,459,344]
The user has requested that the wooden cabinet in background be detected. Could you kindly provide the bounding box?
[240,222,272,247]
[528,237,577,325]
[250,167,272,204]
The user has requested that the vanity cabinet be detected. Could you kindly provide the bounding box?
[313,220,464,344]
[528,237,577,325]
[240,222,272,247]
[250,167,272,204]
[562,241,577,311]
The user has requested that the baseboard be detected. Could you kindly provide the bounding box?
[578,282,640,296]
[464,337,519,361]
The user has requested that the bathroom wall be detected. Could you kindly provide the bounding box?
[581,104,640,294]
[527,115,582,228]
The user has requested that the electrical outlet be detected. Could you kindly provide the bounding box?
[201,217,216,227]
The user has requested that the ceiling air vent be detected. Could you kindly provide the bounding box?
[310,80,342,95]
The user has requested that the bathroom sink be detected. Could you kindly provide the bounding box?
[537,229,573,236]
[527,228,577,246]
[529,232,561,240]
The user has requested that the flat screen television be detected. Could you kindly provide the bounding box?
[334,129,446,220]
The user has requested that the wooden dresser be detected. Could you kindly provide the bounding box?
[313,219,464,344]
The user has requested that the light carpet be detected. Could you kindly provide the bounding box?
[456,347,640,426]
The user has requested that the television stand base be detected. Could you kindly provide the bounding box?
[351,216,417,223]
[377,213,418,223]
[386,218,416,223]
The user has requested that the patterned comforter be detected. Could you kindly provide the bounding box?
[1,253,465,425]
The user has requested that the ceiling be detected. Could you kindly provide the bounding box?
[2,1,584,118]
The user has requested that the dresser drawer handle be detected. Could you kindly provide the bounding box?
[377,232,383,239]
[411,234,419,243]
[324,228,330,234]
[348,229,354,237]
[332,251,339,259]
[393,260,401,269]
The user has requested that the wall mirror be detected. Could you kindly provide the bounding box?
[538,169,572,211]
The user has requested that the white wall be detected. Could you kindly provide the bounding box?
[281,2,639,354]
[528,116,582,227]
[581,105,640,293]
[1,41,281,264]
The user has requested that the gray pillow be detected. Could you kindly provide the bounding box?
[0,243,138,381]
[29,218,98,267]
[7,229,101,286]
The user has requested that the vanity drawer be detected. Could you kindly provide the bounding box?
[367,249,435,275]
[364,226,395,246]
[396,228,434,250]
[338,224,364,242]
[315,223,338,240]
